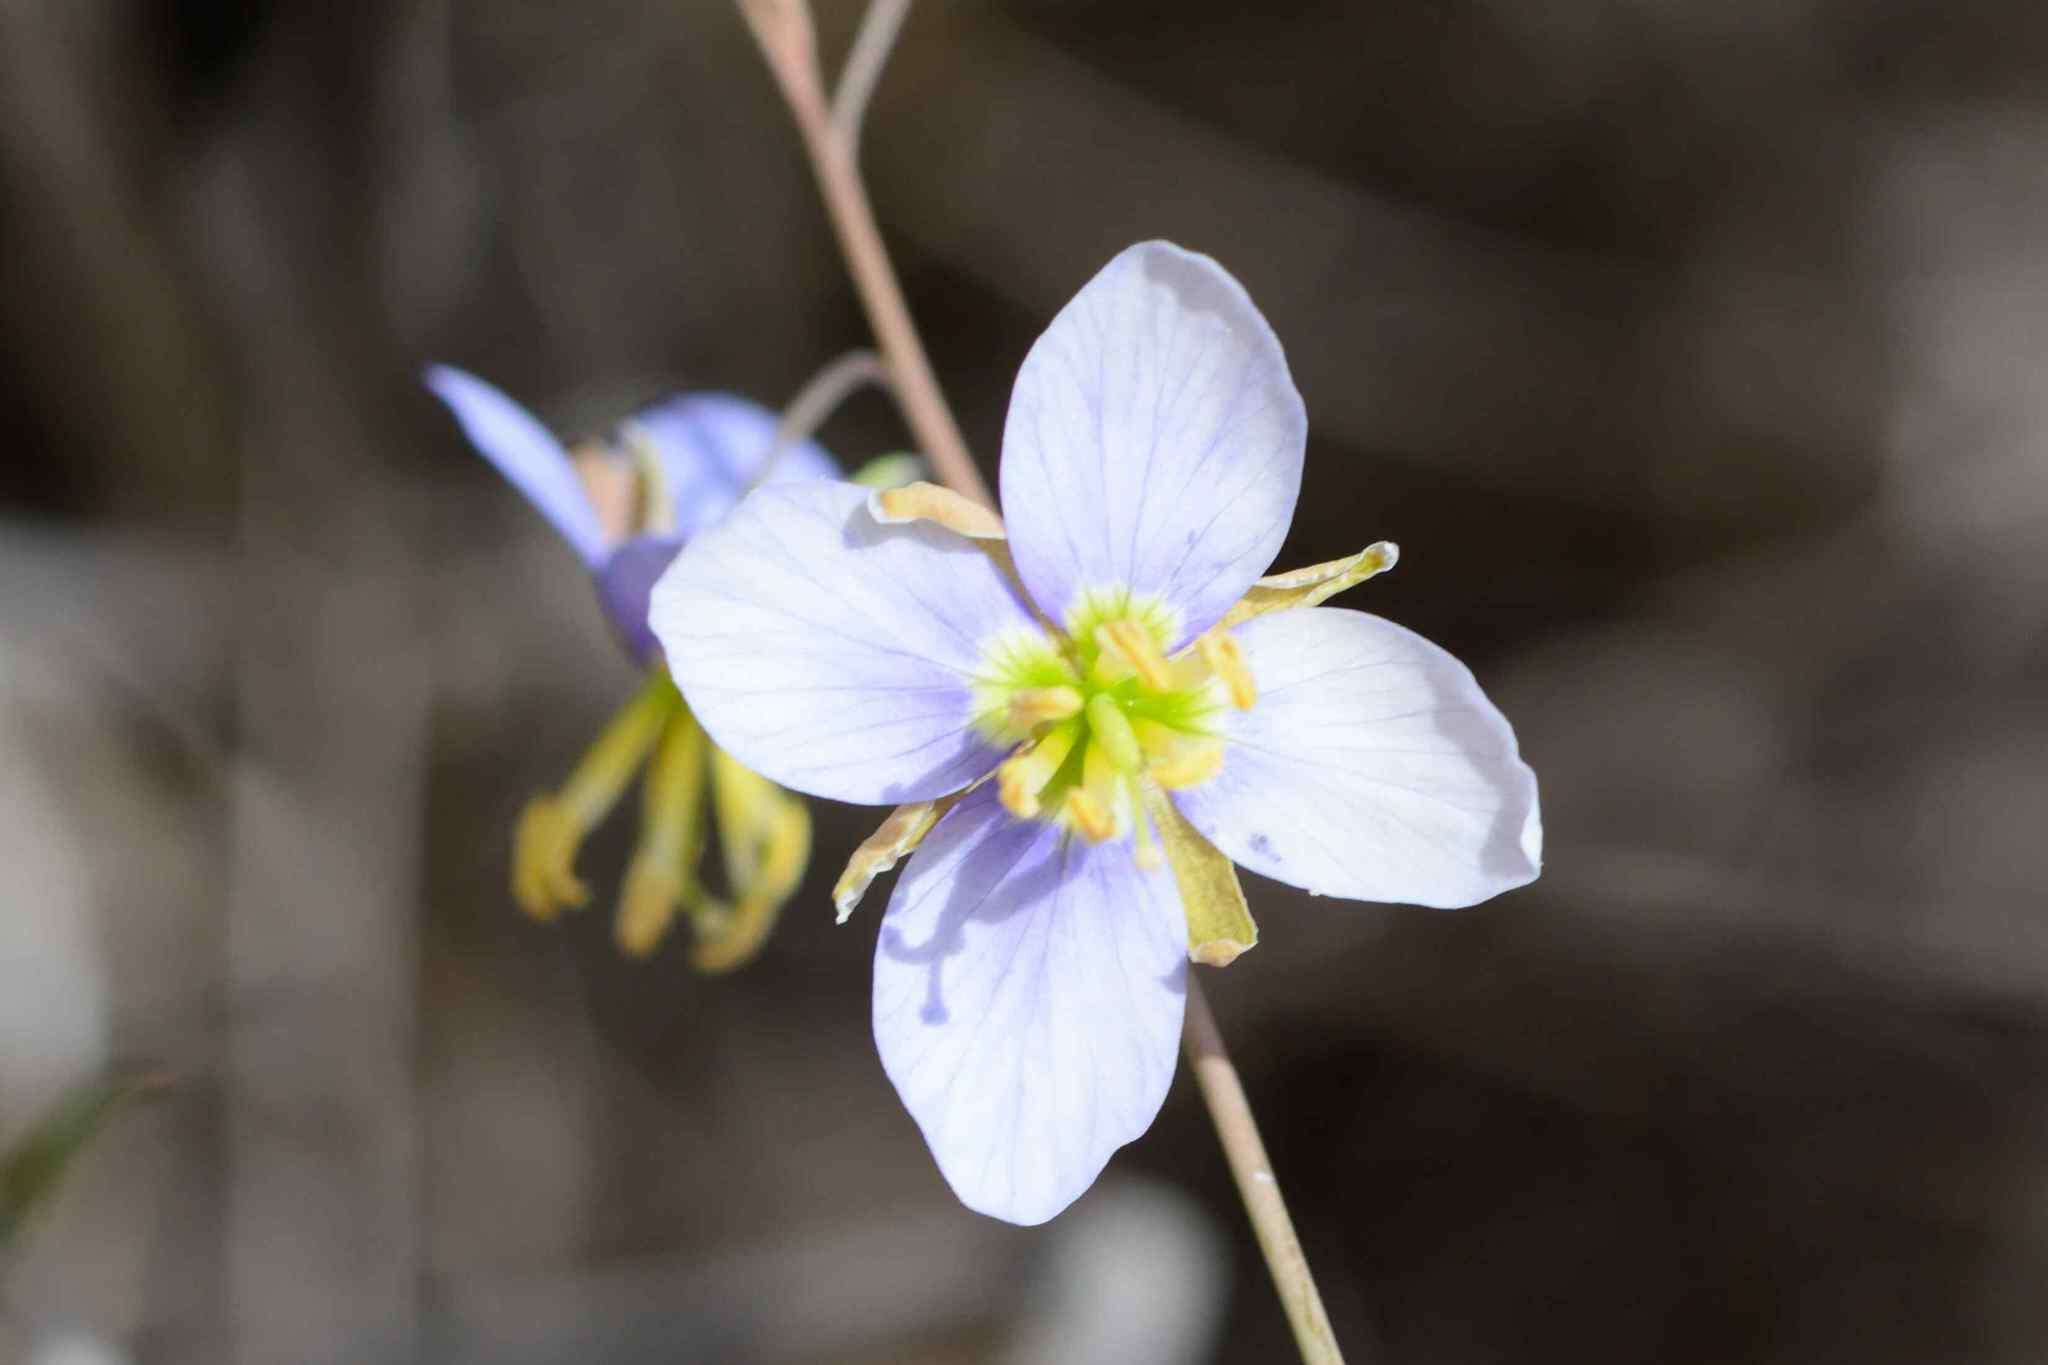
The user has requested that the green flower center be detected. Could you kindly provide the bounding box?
[970,589,1254,858]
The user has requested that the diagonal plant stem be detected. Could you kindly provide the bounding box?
[734,3,1342,1360]
[737,0,991,506]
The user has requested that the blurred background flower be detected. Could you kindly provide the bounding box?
[4,2,2048,1362]
[424,365,829,963]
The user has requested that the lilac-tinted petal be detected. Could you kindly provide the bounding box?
[424,365,608,565]
[649,480,1036,805]
[631,393,838,540]
[874,783,1187,1225]
[594,534,683,665]
[1175,608,1541,908]
[999,241,1306,644]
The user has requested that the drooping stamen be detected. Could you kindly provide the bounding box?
[1198,629,1257,710]
[514,672,677,921]
[692,751,810,974]
[615,700,709,958]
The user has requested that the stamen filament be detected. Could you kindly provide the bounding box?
[615,700,709,957]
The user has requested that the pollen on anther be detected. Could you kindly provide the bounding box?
[1097,619,1174,692]
[1007,685,1083,730]
[999,759,1043,819]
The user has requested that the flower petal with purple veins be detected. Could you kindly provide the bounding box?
[998,241,1306,645]
[872,782,1188,1226]
[632,392,838,540]
[650,480,1037,805]
[425,365,609,566]
[1173,607,1542,908]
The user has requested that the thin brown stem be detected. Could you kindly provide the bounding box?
[755,348,890,489]
[832,0,912,149]
[737,0,991,505]
[1184,976,1346,1364]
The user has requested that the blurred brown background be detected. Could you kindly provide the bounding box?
[5,1,2048,1361]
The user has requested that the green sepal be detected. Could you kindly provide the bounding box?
[833,790,964,922]
[1143,783,1257,966]
[1218,541,1399,629]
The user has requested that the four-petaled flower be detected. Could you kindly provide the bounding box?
[650,242,1542,1223]
[426,366,834,964]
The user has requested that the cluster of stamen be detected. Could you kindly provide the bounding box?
[974,595,1256,869]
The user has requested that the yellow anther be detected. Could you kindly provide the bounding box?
[1199,630,1257,710]
[998,721,1079,819]
[513,796,591,920]
[1085,694,1143,772]
[1096,619,1175,692]
[1149,742,1226,790]
[1065,787,1118,842]
[1008,685,1084,731]
[998,760,1043,819]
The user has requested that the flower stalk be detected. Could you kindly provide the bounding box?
[1184,976,1344,1365]
[734,3,1343,1355]
[737,0,991,507]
